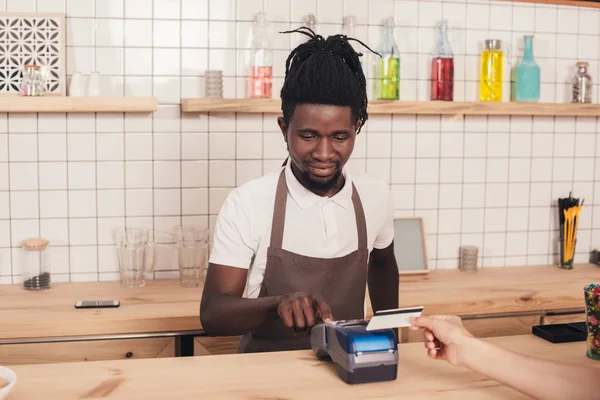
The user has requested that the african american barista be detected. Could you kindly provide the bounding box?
[200,28,399,353]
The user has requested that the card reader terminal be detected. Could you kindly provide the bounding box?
[310,319,398,385]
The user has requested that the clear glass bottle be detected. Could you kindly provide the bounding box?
[572,61,592,103]
[374,17,400,100]
[343,15,364,70]
[430,20,454,101]
[480,39,503,102]
[246,12,273,99]
[514,35,540,102]
[303,14,317,33]
[296,14,317,47]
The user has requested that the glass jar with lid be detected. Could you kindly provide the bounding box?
[20,238,51,290]
[480,39,504,102]
[20,64,44,96]
[572,61,592,103]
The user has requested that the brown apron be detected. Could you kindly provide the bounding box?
[238,169,369,353]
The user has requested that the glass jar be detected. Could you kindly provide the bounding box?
[585,284,600,360]
[572,61,592,104]
[20,64,43,96]
[480,39,503,102]
[20,238,51,290]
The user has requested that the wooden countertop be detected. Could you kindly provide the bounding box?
[7,334,599,399]
[398,263,599,317]
[1,264,598,342]
[0,280,203,342]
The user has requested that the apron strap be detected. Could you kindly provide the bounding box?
[269,170,288,249]
[269,169,369,251]
[351,183,368,250]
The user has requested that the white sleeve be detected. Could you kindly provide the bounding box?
[373,188,395,249]
[208,188,257,269]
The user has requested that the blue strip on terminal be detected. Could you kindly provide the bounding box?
[352,335,393,353]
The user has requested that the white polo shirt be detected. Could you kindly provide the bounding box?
[209,161,395,298]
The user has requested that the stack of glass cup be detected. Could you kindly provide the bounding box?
[459,245,478,273]
[113,227,154,288]
[174,226,209,288]
[205,70,223,98]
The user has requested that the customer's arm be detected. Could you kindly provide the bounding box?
[461,334,598,400]
[410,316,600,400]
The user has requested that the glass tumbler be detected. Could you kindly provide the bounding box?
[113,227,150,288]
[21,238,51,290]
[585,284,600,360]
[459,246,478,273]
[174,226,208,288]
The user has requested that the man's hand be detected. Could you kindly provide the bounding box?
[277,293,333,332]
[409,315,474,367]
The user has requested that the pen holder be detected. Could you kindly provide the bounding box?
[559,238,576,269]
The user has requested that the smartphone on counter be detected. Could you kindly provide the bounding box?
[75,300,120,309]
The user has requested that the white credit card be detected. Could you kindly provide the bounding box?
[366,306,424,331]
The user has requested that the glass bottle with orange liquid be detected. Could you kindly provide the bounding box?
[246,12,273,98]
[480,39,503,102]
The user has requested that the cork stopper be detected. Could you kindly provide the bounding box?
[23,64,40,71]
[21,238,49,251]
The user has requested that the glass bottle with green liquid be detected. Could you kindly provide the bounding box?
[374,17,400,100]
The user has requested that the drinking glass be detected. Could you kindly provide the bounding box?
[585,284,600,360]
[174,226,208,288]
[113,227,150,288]
[459,246,478,273]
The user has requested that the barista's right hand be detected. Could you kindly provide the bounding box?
[277,292,333,332]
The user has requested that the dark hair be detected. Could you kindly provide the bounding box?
[279,27,379,134]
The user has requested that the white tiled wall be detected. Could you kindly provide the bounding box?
[1,0,600,284]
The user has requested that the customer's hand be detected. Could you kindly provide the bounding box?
[277,293,333,332]
[409,315,474,367]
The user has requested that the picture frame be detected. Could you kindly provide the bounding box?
[0,12,67,95]
[392,217,430,275]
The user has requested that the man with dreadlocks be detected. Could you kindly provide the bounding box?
[200,28,399,353]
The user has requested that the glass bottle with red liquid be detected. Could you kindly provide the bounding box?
[430,20,454,101]
[246,12,273,98]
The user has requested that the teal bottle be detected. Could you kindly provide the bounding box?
[514,35,540,102]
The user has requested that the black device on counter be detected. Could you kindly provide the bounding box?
[532,322,587,343]
[75,300,120,309]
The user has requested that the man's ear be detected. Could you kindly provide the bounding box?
[277,117,288,143]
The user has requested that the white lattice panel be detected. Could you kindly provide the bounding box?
[0,13,66,95]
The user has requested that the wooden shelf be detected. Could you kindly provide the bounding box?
[505,0,600,9]
[181,98,600,117]
[0,95,158,113]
